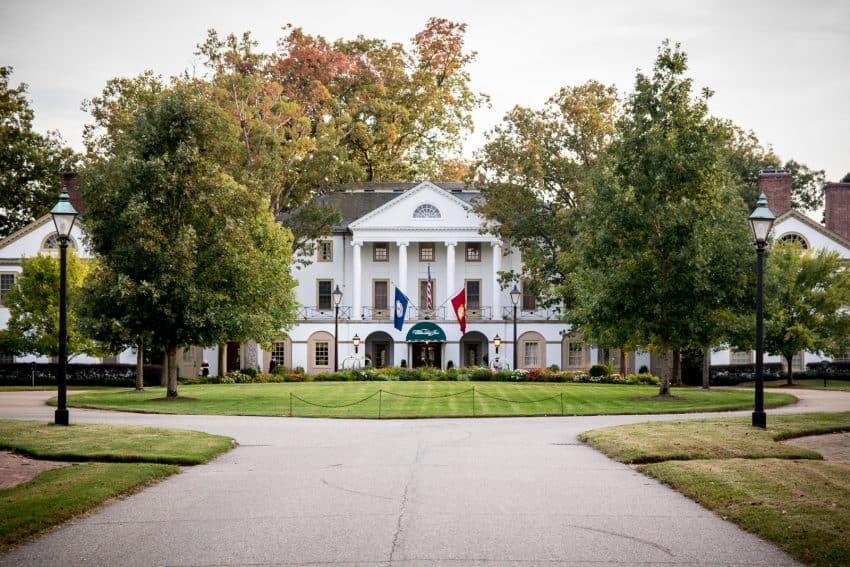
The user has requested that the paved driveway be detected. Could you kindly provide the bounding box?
[2,388,847,566]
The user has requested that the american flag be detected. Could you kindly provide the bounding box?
[426,264,432,309]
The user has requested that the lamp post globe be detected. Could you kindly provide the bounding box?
[749,193,775,429]
[510,284,520,371]
[50,190,79,426]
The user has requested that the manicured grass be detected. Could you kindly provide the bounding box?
[63,382,797,418]
[578,412,850,464]
[0,462,177,551]
[580,412,850,566]
[0,419,235,465]
[0,419,234,550]
[763,378,850,391]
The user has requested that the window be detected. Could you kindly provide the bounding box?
[317,240,333,262]
[730,350,753,365]
[41,233,76,253]
[568,341,584,369]
[419,279,436,311]
[465,243,481,262]
[0,354,12,364]
[524,342,540,367]
[419,242,435,262]
[413,203,441,218]
[271,341,286,366]
[315,342,329,367]
[465,280,481,310]
[317,280,333,310]
[373,242,389,262]
[373,280,389,310]
[521,282,536,311]
[0,274,15,306]
[182,349,194,363]
[780,233,809,250]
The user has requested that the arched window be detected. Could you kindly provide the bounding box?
[413,203,441,219]
[41,233,77,254]
[780,233,809,250]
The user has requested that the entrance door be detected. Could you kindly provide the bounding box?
[372,342,390,368]
[226,342,241,372]
[412,342,442,368]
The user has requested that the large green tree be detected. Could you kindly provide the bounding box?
[80,84,297,397]
[0,251,99,358]
[0,66,78,238]
[761,241,850,385]
[472,80,620,300]
[568,42,752,395]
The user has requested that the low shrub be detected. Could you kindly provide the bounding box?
[0,362,162,387]
[588,364,612,378]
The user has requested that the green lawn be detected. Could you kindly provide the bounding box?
[0,419,234,550]
[579,412,850,566]
[62,382,797,418]
[763,378,850,391]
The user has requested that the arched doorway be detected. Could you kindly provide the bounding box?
[365,331,394,368]
[460,331,488,367]
[406,322,446,368]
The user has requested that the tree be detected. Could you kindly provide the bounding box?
[842,172,850,183]
[762,240,850,385]
[473,81,620,299]
[80,84,297,398]
[568,41,752,395]
[0,251,100,358]
[0,66,78,238]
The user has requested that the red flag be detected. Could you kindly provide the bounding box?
[451,288,466,335]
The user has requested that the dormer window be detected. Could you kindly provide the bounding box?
[413,204,441,219]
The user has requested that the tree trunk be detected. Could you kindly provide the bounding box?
[161,354,169,388]
[619,349,626,376]
[167,346,179,398]
[702,347,710,390]
[135,336,144,391]
[671,349,681,386]
[786,353,794,386]
[658,344,671,396]
[218,344,226,378]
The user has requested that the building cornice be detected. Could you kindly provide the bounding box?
[0,215,53,253]
[774,209,850,251]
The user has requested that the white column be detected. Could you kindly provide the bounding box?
[397,241,408,295]
[491,241,502,320]
[352,241,362,320]
[446,241,457,302]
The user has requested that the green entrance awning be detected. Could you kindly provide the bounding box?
[406,321,446,342]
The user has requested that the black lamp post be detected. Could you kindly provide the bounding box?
[749,193,775,429]
[333,285,343,372]
[493,334,501,354]
[352,334,360,354]
[50,190,79,426]
[510,284,520,370]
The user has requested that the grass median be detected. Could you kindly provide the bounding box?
[0,419,234,550]
[579,412,850,566]
[63,382,796,418]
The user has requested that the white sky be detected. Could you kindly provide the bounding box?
[2,0,848,182]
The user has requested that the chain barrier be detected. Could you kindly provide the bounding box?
[289,387,567,417]
[380,388,473,399]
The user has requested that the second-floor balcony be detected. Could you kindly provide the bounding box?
[297,305,563,322]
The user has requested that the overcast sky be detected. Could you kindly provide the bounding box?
[2,0,848,182]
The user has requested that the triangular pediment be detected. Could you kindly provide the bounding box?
[773,209,850,258]
[348,181,492,241]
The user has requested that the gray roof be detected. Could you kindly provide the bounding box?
[277,182,482,232]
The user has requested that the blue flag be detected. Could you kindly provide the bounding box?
[394,287,409,331]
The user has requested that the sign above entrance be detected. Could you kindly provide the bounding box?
[406,321,446,342]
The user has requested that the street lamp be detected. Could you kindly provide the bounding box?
[352,334,360,354]
[493,334,501,354]
[333,285,343,372]
[50,190,79,426]
[749,193,775,429]
[510,284,520,370]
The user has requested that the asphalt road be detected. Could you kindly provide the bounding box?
[2,388,847,566]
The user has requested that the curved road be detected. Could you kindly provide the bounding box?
[1,388,847,566]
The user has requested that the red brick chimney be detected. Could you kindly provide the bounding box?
[60,172,86,215]
[757,169,792,216]
[825,182,850,242]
